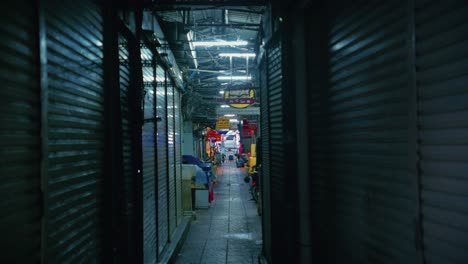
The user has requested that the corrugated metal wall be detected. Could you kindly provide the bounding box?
[0,3,187,262]
[259,57,272,262]
[45,0,105,261]
[416,1,468,263]
[265,38,286,258]
[167,81,176,237]
[141,47,157,263]
[118,32,138,257]
[156,66,169,254]
[0,2,41,262]
[175,90,183,225]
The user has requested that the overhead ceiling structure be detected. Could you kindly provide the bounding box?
[150,0,265,125]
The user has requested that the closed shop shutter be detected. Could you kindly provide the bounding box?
[45,1,105,261]
[174,90,183,225]
[416,2,468,263]
[266,39,286,255]
[118,33,138,250]
[259,58,272,262]
[0,2,41,262]
[156,66,169,253]
[167,82,176,236]
[327,1,415,263]
[141,47,157,263]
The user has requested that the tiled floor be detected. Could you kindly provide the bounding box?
[175,162,262,264]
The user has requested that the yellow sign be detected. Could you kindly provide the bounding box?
[225,88,255,109]
[216,118,230,130]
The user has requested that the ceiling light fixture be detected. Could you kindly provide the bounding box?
[224,114,236,117]
[219,53,256,58]
[217,76,252,81]
[219,91,225,94]
[192,40,248,47]
[220,105,230,108]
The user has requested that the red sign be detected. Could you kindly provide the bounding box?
[243,127,253,137]
[243,119,258,130]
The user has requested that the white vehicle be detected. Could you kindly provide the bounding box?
[223,131,239,150]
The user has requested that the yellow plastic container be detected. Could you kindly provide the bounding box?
[250,144,256,157]
[248,156,257,174]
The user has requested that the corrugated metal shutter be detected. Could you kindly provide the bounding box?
[141,48,157,263]
[167,82,176,236]
[266,39,286,257]
[174,90,183,225]
[267,40,284,203]
[119,33,136,243]
[416,2,468,263]
[0,2,41,262]
[328,1,415,263]
[167,80,177,235]
[156,66,168,253]
[45,1,105,261]
[259,58,272,262]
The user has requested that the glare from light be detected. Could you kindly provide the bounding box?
[192,40,248,47]
[221,83,229,85]
[229,119,238,122]
[224,114,236,117]
[217,76,252,81]
[219,53,256,58]
[219,91,225,94]
[220,105,230,108]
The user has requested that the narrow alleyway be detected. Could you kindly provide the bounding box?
[176,162,262,264]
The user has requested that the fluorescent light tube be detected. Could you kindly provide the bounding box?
[192,40,248,47]
[219,53,256,58]
[224,114,236,117]
[217,76,252,81]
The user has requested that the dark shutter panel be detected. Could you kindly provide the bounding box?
[156,66,169,253]
[259,58,272,262]
[0,2,41,262]
[167,82,176,236]
[45,1,105,261]
[266,38,287,258]
[304,6,339,261]
[416,2,468,263]
[174,90,183,225]
[328,1,415,263]
[119,33,136,246]
[141,48,157,263]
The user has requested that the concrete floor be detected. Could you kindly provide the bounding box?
[175,162,262,264]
